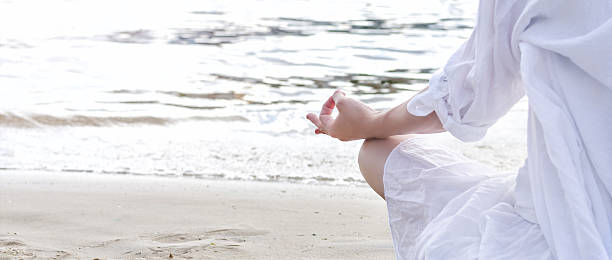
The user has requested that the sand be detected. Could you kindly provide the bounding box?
[0,171,394,259]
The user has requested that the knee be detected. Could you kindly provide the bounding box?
[358,135,415,171]
[358,137,391,177]
[357,135,416,200]
[358,138,376,170]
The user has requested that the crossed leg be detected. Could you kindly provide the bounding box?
[358,135,414,199]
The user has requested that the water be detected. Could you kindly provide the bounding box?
[0,0,526,185]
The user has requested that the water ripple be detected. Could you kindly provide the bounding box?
[0,113,248,128]
[107,30,154,44]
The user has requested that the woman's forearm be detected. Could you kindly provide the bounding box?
[367,100,444,139]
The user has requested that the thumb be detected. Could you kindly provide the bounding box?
[332,89,347,111]
[332,89,346,104]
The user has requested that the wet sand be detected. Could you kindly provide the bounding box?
[0,171,393,259]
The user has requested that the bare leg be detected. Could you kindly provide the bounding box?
[358,135,414,199]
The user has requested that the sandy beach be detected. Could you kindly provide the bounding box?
[0,1,517,259]
[0,171,393,259]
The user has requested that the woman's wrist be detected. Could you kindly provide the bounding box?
[364,110,391,139]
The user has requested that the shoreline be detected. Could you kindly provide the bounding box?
[0,168,371,187]
[0,170,393,259]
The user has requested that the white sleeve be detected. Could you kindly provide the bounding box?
[407,0,527,142]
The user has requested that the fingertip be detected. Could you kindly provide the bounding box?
[332,90,346,103]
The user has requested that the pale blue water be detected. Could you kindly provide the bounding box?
[0,0,526,185]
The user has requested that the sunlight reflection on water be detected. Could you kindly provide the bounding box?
[0,0,527,185]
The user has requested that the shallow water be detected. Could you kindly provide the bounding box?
[0,0,526,185]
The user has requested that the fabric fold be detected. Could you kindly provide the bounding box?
[407,69,489,142]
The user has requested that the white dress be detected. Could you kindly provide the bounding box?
[383,0,612,259]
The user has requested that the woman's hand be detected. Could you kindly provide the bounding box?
[306,90,379,141]
[307,89,444,141]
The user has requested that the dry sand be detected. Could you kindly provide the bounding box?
[0,171,393,259]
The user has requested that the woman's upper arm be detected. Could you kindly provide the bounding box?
[407,0,528,142]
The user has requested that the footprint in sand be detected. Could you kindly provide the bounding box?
[0,238,26,247]
[82,227,267,259]
[152,228,267,244]
[0,237,71,259]
[146,228,269,257]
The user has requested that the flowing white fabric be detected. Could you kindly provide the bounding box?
[385,0,612,259]
[384,138,552,259]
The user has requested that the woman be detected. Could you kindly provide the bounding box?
[307,0,612,259]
